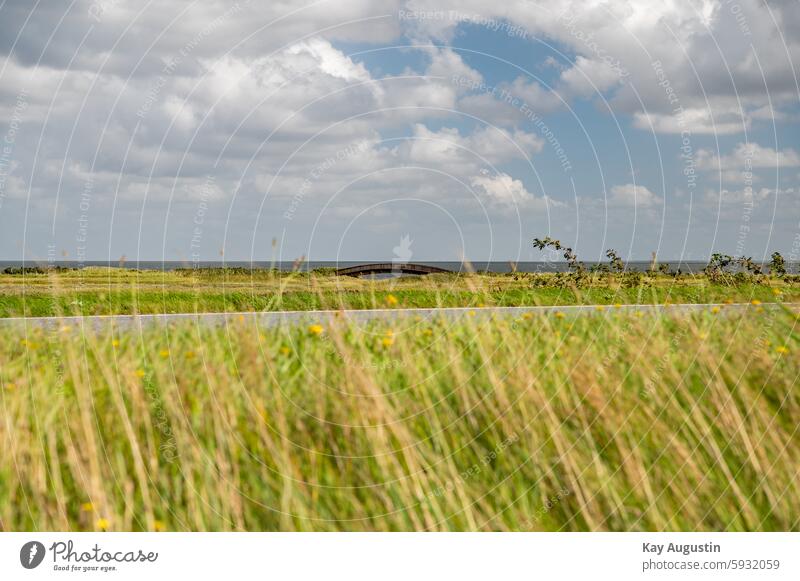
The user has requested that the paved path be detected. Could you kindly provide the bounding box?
[0,302,792,330]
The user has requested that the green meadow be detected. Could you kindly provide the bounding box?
[0,267,796,317]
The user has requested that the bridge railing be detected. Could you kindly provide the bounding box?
[335,263,451,277]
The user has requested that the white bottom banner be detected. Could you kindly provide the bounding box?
[1,533,797,580]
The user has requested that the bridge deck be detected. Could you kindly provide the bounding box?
[336,263,452,277]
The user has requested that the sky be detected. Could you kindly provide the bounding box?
[0,0,799,264]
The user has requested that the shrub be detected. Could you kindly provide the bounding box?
[769,252,787,276]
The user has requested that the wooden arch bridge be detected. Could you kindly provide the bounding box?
[336,262,452,277]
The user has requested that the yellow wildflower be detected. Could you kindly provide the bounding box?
[595,305,605,312]
[308,324,324,336]
[614,303,622,308]
[467,310,476,316]
[710,306,721,314]
[95,518,109,531]
[724,298,734,305]
[159,349,169,358]
[772,288,782,296]
[280,346,291,355]
[381,337,395,348]
[776,346,789,355]
[153,520,166,532]
[385,294,398,306]
[80,502,94,512]
[523,312,533,320]
[751,299,762,306]
[135,369,146,378]
[554,311,565,319]
[111,339,120,347]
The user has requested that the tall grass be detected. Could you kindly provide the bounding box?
[0,307,798,531]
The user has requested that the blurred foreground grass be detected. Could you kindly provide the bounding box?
[1,306,798,531]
